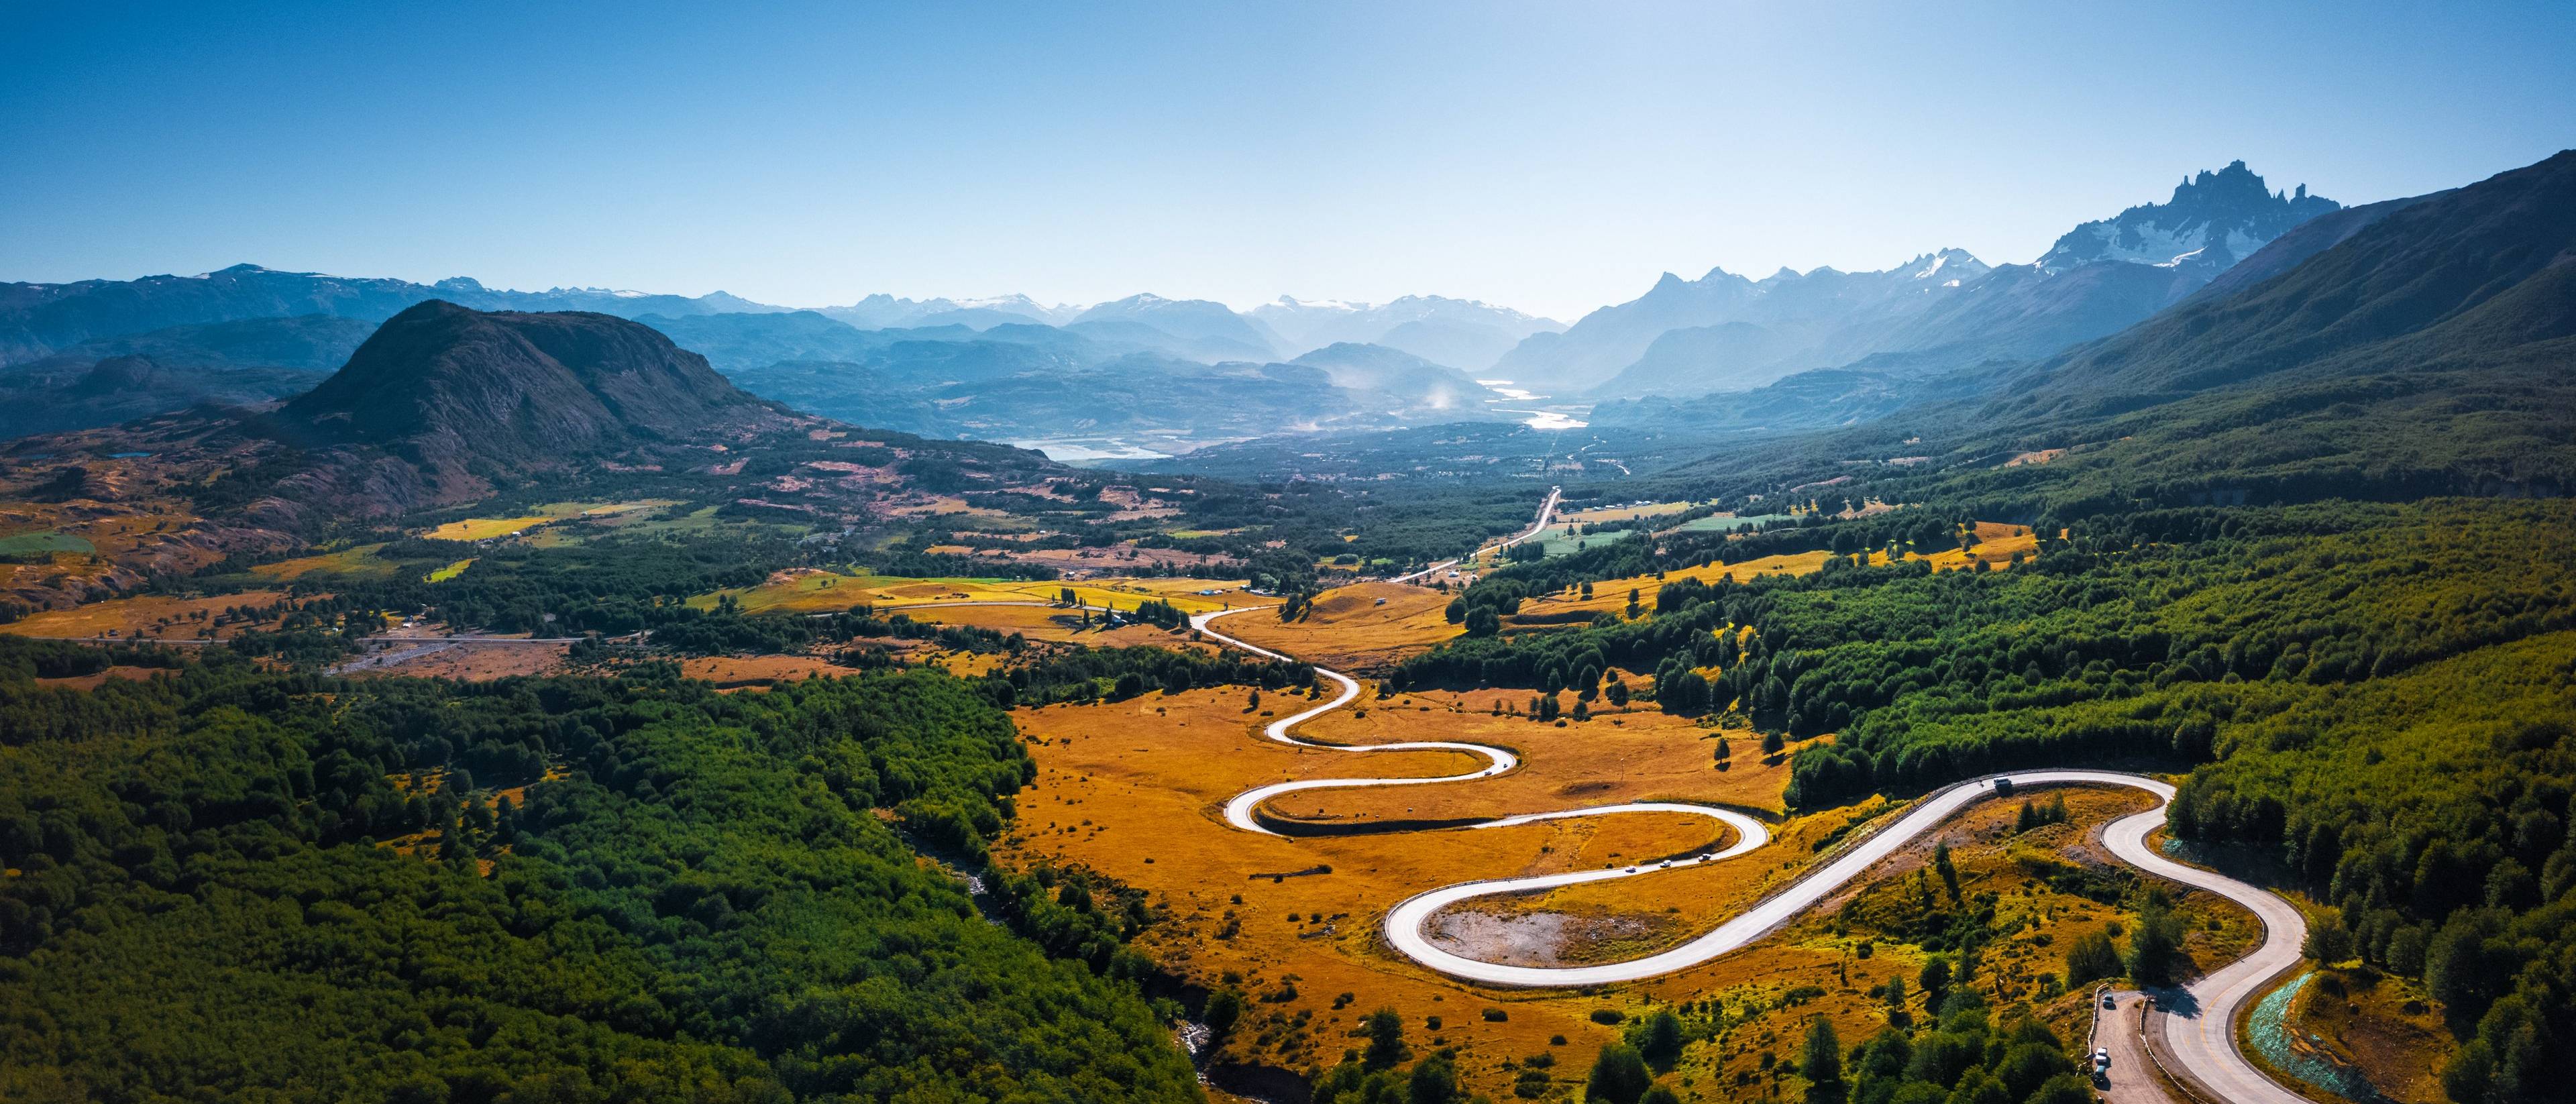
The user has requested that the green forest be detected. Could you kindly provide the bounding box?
[0,641,1204,1103]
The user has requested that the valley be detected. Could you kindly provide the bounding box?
[3,23,2571,1101]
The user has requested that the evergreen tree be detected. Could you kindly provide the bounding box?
[1585,1043,1652,1104]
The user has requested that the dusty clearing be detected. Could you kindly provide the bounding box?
[344,641,571,681]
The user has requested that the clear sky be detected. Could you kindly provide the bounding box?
[3,1,2569,321]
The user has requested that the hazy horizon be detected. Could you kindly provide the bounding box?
[5,0,2571,321]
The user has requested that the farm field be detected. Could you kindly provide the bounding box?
[249,543,396,580]
[1556,500,1696,525]
[425,558,474,582]
[1659,512,1794,535]
[418,500,674,541]
[1531,522,1640,557]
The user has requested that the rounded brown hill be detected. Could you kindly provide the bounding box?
[278,299,774,468]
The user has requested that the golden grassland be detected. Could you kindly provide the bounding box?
[1220,582,1461,673]
[423,516,553,541]
[692,569,1252,616]
[0,589,292,639]
[425,558,475,583]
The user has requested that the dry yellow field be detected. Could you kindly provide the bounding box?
[419,500,669,541]
[0,589,292,639]
[1220,582,1460,673]
[422,515,552,541]
[250,544,396,580]
[696,569,1251,616]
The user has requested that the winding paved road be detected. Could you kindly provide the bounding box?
[1187,510,2310,1101]
[1388,486,1560,584]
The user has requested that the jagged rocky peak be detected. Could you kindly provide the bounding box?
[1906,247,1991,284]
[2038,160,2341,274]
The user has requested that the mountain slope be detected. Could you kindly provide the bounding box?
[2006,150,2575,417]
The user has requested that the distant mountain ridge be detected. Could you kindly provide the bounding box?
[0,264,787,367]
[0,315,375,438]
[1497,162,2340,400]
[1252,295,1562,371]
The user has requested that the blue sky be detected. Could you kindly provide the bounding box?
[3,1,2569,320]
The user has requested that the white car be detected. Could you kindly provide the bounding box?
[2093,1048,2111,1072]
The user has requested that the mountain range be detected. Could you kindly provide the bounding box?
[0,265,1562,447]
[1590,149,2575,504]
[1499,161,2343,400]
[640,309,1497,445]
[1251,295,1564,372]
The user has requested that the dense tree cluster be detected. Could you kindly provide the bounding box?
[0,652,1203,1103]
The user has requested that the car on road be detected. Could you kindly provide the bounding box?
[2103,993,2118,1008]
[2093,1048,2111,1074]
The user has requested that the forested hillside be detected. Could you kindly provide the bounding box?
[0,642,1201,1103]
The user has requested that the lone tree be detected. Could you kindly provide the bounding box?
[1585,1043,1653,1104]
[1203,989,1244,1037]
[1362,1007,1408,1070]
[2128,894,2188,986]
[1801,1016,1843,1102]
[1635,1009,1684,1070]
[2065,930,2122,987]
